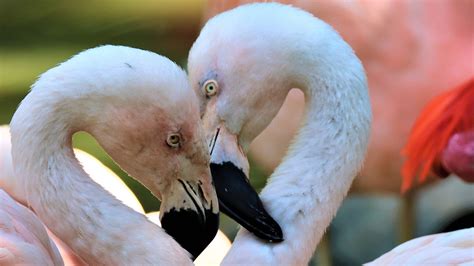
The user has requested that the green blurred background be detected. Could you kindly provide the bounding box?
[0,0,269,239]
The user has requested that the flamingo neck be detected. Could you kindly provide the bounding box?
[10,88,190,265]
[263,75,370,264]
[225,21,371,265]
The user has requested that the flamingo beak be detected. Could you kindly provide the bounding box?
[209,127,284,242]
[160,179,219,260]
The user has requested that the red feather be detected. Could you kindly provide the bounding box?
[401,78,474,192]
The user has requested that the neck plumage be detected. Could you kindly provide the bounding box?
[10,86,190,265]
[225,25,371,265]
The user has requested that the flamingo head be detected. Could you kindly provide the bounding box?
[187,3,319,242]
[55,46,219,259]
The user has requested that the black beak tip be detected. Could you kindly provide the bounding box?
[161,208,219,260]
[252,214,284,242]
[210,162,285,243]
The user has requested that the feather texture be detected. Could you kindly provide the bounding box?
[401,78,474,192]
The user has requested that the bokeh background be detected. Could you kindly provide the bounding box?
[1,1,472,265]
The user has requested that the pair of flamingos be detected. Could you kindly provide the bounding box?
[3,3,367,264]
[1,3,472,265]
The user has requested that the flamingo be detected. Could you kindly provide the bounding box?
[188,3,371,265]
[7,45,224,264]
[204,0,473,193]
[204,1,474,254]
[0,195,231,266]
[1,126,231,266]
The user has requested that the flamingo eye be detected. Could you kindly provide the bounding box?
[203,80,218,97]
[166,133,181,148]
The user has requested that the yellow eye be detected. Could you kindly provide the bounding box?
[203,80,218,97]
[166,133,181,148]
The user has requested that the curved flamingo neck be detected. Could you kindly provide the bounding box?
[10,83,190,265]
[223,10,372,265]
[260,73,370,264]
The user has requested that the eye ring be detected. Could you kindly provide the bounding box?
[166,133,181,148]
[203,79,218,97]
